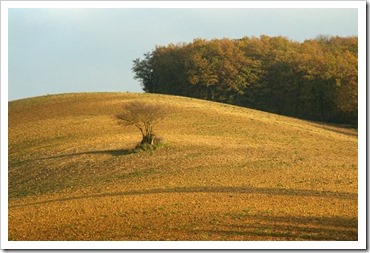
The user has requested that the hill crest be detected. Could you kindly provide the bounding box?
[8,92,358,240]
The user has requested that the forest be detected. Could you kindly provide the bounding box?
[132,35,358,126]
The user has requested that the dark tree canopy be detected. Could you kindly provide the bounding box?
[132,35,358,126]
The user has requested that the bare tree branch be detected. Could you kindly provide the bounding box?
[116,101,168,146]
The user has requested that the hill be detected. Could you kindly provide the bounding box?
[8,92,358,241]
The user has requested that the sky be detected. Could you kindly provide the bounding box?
[8,6,358,101]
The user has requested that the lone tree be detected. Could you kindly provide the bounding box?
[116,101,167,146]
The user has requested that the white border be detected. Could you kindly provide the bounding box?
[1,0,366,250]
[1,240,367,250]
[0,2,9,250]
[356,0,367,250]
[0,0,365,9]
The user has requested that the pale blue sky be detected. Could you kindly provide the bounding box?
[8,8,358,100]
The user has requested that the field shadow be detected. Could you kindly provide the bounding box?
[10,186,357,208]
[307,121,357,137]
[10,148,134,165]
[50,148,135,158]
[9,186,357,241]
[189,214,357,241]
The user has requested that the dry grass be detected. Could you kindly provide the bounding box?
[8,92,358,241]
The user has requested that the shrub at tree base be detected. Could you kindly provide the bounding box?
[135,139,166,152]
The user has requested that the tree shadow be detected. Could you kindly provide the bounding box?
[306,121,357,137]
[10,148,135,165]
[9,186,357,241]
[9,186,357,208]
[189,214,358,241]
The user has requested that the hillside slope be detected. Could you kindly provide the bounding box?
[8,92,358,241]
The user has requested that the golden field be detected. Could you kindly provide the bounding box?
[8,92,358,241]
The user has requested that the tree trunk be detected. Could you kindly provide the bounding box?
[141,134,155,145]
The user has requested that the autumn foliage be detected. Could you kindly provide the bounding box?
[132,35,358,126]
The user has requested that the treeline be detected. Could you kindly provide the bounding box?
[132,35,358,126]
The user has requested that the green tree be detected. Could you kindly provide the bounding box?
[132,52,157,92]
